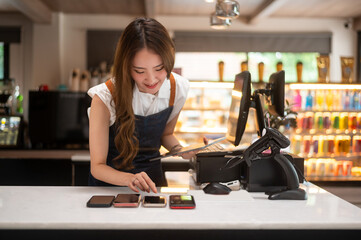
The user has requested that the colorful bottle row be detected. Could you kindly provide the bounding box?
[291,135,361,157]
[291,89,361,111]
[297,112,361,132]
[304,158,353,177]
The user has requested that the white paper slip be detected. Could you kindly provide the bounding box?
[188,190,254,203]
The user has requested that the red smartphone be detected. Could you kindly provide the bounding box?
[169,195,196,209]
[113,194,141,208]
[86,195,115,208]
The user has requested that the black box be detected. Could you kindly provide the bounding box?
[190,151,304,192]
[241,153,304,192]
[190,151,241,184]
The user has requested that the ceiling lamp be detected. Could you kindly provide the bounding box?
[215,0,240,20]
[210,11,231,29]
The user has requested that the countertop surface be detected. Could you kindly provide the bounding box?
[1,172,361,230]
[0,150,90,159]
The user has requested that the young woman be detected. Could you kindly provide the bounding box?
[87,17,193,193]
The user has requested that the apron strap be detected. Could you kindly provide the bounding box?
[105,79,114,95]
[169,73,176,107]
[105,73,176,107]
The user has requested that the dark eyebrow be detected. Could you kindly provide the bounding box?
[132,63,163,69]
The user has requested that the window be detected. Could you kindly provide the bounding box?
[248,52,319,83]
[174,52,247,81]
[175,52,319,83]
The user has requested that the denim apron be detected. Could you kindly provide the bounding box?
[89,74,176,187]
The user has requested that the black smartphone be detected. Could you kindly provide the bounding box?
[86,195,115,208]
[169,195,196,209]
[142,196,167,208]
[113,194,141,208]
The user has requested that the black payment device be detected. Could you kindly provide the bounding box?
[192,71,307,200]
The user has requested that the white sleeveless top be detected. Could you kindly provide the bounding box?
[87,72,190,126]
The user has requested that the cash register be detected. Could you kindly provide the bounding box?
[189,70,307,200]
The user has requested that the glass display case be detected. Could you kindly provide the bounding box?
[286,83,361,182]
[177,81,361,183]
[175,81,259,147]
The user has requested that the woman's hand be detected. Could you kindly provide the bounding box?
[127,172,157,193]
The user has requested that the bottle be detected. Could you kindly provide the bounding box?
[16,94,23,114]
[352,90,359,110]
[296,61,303,83]
[333,90,341,111]
[218,61,224,82]
[258,62,264,83]
[80,70,90,92]
[70,68,80,91]
[276,61,283,71]
[343,90,350,110]
[241,61,248,72]
[316,90,324,110]
[11,85,19,115]
[293,90,302,111]
[325,90,333,111]
[305,90,313,110]
[90,69,100,88]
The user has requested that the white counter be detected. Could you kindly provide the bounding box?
[1,172,361,231]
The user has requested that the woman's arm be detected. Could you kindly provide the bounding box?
[89,95,156,193]
[161,113,197,159]
[161,113,182,151]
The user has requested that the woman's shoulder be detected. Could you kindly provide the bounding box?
[87,81,113,103]
[171,72,190,90]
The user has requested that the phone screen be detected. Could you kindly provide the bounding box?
[169,195,196,209]
[86,195,115,208]
[113,194,141,207]
[143,196,166,207]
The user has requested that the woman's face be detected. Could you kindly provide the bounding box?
[131,48,167,95]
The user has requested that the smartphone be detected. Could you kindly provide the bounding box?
[86,195,115,208]
[113,194,141,208]
[142,196,167,208]
[169,195,196,209]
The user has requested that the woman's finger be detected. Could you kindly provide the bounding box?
[135,178,146,192]
[128,179,139,192]
[135,173,150,193]
[141,172,157,193]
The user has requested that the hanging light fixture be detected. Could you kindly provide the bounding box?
[215,0,240,20]
[210,11,231,29]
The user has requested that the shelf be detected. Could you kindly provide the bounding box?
[306,176,361,182]
[293,129,361,136]
[182,107,228,111]
[288,83,361,90]
[296,110,361,113]
[301,154,361,160]
[175,126,227,134]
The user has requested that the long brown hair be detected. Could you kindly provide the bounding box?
[112,17,175,169]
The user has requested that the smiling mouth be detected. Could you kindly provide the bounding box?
[145,81,159,89]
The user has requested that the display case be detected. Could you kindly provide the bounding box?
[286,83,361,182]
[175,81,262,147]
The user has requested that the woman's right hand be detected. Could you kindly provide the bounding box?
[127,172,157,193]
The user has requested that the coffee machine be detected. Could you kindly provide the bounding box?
[0,78,15,115]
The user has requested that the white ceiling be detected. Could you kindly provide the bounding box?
[1,0,361,24]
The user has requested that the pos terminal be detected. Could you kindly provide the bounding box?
[190,70,307,200]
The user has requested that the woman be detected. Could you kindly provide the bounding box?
[87,17,192,193]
